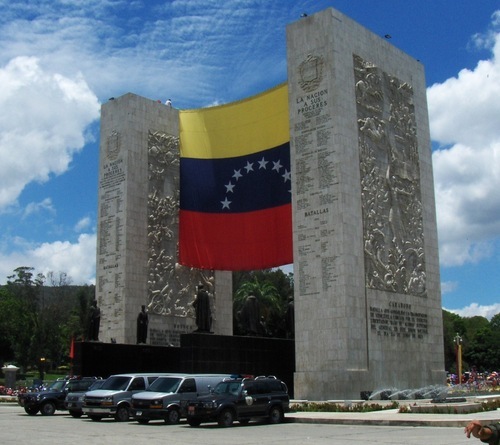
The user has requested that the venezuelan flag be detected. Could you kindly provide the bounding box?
[179,83,292,271]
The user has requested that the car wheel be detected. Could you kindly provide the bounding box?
[137,418,149,425]
[40,401,56,416]
[70,410,83,418]
[24,406,39,416]
[187,417,202,427]
[217,409,234,427]
[89,415,103,421]
[114,405,129,422]
[268,406,284,424]
[165,408,180,425]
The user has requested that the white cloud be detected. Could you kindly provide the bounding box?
[0,233,96,285]
[0,56,100,210]
[0,1,290,107]
[23,198,55,219]
[74,216,92,232]
[428,28,500,267]
[445,302,500,320]
[441,281,458,294]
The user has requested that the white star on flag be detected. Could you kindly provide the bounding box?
[233,169,243,180]
[244,161,254,173]
[272,160,282,172]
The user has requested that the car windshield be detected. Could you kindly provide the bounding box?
[89,380,105,390]
[146,377,182,393]
[47,380,66,391]
[213,381,242,396]
[100,376,131,391]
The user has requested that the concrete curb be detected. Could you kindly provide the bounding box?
[288,409,500,428]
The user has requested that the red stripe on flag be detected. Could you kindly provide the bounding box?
[179,204,292,270]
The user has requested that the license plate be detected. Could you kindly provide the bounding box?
[136,411,142,416]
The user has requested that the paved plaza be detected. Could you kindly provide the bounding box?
[1,403,498,445]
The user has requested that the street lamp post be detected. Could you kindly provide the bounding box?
[454,333,463,385]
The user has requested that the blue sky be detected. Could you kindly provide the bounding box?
[0,0,499,319]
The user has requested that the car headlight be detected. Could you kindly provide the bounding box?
[78,395,85,402]
[150,399,163,408]
[101,396,114,406]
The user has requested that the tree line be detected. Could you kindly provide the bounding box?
[0,266,497,377]
[442,309,500,373]
[0,267,94,373]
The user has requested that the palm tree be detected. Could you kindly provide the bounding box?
[233,277,282,336]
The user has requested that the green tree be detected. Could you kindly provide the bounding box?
[1,267,93,373]
[489,313,500,332]
[463,315,490,340]
[0,284,37,371]
[233,269,293,337]
[464,326,497,371]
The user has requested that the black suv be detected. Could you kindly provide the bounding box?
[186,376,289,427]
[19,377,100,416]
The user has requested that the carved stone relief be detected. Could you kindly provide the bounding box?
[298,54,325,93]
[354,55,426,297]
[147,131,215,317]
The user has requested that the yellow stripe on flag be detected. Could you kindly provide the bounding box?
[179,83,289,159]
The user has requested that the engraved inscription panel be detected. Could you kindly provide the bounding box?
[293,54,338,296]
[369,302,428,339]
[97,132,126,312]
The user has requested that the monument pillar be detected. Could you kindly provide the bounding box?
[97,94,232,345]
[287,8,444,399]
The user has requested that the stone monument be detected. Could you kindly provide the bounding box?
[287,8,444,399]
[95,6,445,400]
[96,94,232,345]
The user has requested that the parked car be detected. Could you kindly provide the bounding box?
[18,378,65,410]
[186,376,289,427]
[19,377,101,416]
[131,374,232,424]
[64,378,106,417]
[82,373,167,421]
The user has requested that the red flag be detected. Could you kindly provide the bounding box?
[69,336,75,360]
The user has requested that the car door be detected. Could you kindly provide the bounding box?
[238,381,268,417]
[178,378,197,407]
[128,377,147,396]
[250,381,272,416]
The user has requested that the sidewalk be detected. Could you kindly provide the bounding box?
[289,408,500,428]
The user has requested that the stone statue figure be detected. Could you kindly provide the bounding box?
[87,299,101,341]
[136,305,149,344]
[239,295,260,336]
[192,284,211,332]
